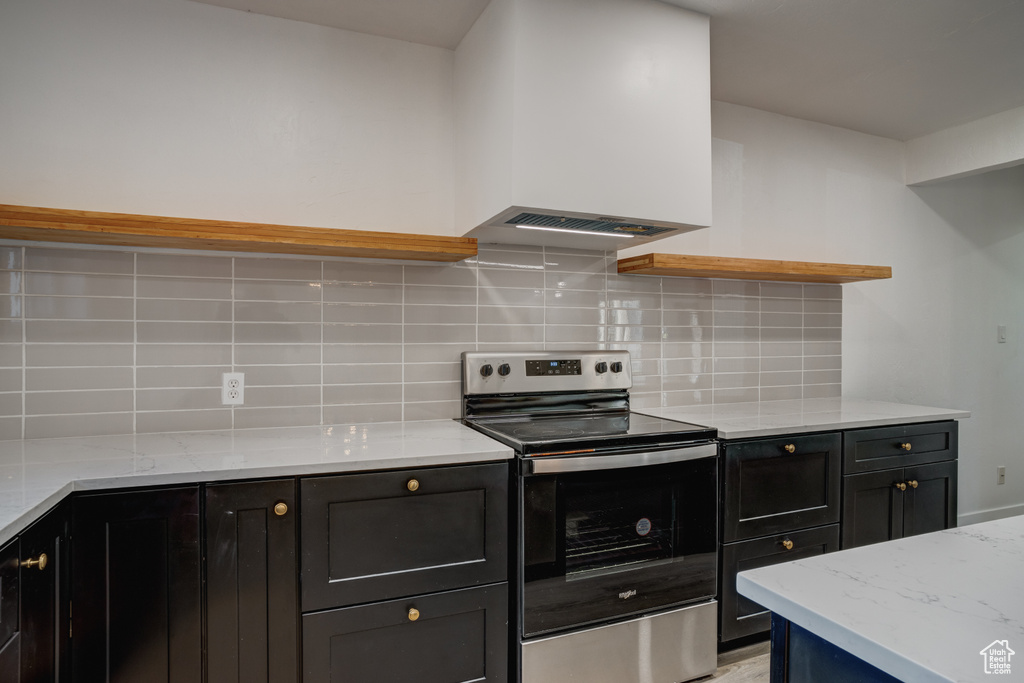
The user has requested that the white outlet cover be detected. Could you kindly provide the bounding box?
[222,372,245,405]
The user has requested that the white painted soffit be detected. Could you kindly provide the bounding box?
[905,105,1024,186]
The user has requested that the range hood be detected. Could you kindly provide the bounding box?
[453,0,712,250]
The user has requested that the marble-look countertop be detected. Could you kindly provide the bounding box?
[0,420,513,547]
[641,397,970,440]
[737,515,1024,683]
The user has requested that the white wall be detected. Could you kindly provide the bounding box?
[0,0,455,234]
[626,102,1024,521]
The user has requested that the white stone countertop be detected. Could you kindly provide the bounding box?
[737,515,1024,683]
[0,420,513,547]
[640,397,970,440]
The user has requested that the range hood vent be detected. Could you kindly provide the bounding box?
[508,212,676,239]
[454,0,711,251]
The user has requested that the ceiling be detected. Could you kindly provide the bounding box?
[189,0,1024,141]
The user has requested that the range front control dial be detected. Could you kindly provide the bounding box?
[610,361,623,373]
[480,364,494,377]
[595,362,608,374]
[498,363,511,377]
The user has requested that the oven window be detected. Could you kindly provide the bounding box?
[564,482,673,580]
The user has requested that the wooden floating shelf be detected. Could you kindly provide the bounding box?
[0,204,477,262]
[618,253,892,284]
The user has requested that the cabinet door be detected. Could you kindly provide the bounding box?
[20,500,70,683]
[841,469,904,549]
[206,479,299,683]
[301,463,508,611]
[903,461,957,538]
[72,487,201,683]
[722,433,842,542]
[719,525,839,642]
[302,583,508,683]
[0,537,19,683]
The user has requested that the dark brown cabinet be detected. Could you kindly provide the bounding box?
[841,423,958,550]
[71,487,202,683]
[301,462,509,683]
[719,432,842,643]
[206,479,299,683]
[722,432,842,543]
[303,583,508,683]
[0,502,71,683]
[19,500,70,683]
[719,525,839,642]
[0,537,19,681]
[301,463,508,612]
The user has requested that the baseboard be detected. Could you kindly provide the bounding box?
[958,504,1024,526]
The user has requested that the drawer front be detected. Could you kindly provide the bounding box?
[302,583,508,683]
[722,433,841,543]
[719,525,839,642]
[301,462,508,612]
[843,421,957,474]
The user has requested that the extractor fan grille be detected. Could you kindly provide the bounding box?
[507,212,676,237]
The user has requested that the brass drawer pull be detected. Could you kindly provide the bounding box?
[408,607,420,622]
[407,479,420,492]
[781,539,794,550]
[783,444,796,453]
[894,482,907,491]
[274,502,288,516]
[907,479,919,489]
[21,553,48,571]
[900,442,912,451]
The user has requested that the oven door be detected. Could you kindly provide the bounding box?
[520,444,718,638]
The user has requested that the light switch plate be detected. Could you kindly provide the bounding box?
[998,325,1007,343]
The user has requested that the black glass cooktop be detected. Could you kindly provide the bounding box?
[465,411,716,456]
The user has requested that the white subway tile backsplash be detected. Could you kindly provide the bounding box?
[0,243,843,439]
[24,272,133,297]
[234,257,320,281]
[24,247,133,274]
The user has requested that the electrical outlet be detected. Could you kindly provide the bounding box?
[222,372,245,406]
[997,465,1006,485]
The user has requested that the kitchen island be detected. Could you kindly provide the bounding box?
[737,515,1024,682]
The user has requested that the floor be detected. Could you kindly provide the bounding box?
[707,641,771,682]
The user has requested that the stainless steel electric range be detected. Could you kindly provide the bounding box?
[461,350,719,683]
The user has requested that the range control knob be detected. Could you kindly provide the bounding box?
[595,362,608,374]
[498,363,511,377]
[480,364,494,377]
[610,361,623,373]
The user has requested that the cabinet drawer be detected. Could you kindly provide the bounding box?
[302,583,508,683]
[301,462,508,611]
[843,421,957,474]
[722,433,841,543]
[719,525,839,642]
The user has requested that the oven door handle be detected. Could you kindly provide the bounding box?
[526,442,717,474]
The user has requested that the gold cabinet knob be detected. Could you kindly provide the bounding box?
[783,444,796,454]
[781,539,794,551]
[900,443,912,451]
[907,480,919,489]
[407,479,420,492]
[408,608,420,622]
[895,482,907,491]
[21,553,47,571]
[274,502,288,516]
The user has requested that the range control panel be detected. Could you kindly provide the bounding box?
[525,359,582,376]
[462,350,632,395]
